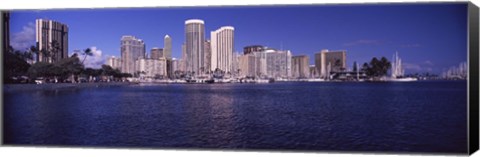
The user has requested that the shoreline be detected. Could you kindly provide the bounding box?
[3,82,134,93]
[3,79,466,92]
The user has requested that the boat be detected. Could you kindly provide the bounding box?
[388,52,418,82]
[307,78,325,82]
[205,79,214,83]
[388,77,418,82]
[256,79,270,83]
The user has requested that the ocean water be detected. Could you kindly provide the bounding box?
[3,81,468,153]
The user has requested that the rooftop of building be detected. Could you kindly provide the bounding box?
[185,19,204,24]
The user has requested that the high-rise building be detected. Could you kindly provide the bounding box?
[171,58,180,73]
[210,26,234,73]
[253,51,267,78]
[238,54,256,77]
[315,49,346,77]
[150,47,163,59]
[121,35,146,75]
[164,35,172,59]
[231,52,241,76]
[325,50,346,72]
[181,43,186,72]
[2,12,10,54]
[243,45,264,55]
[291,55,310,79]
[204,40,211,72]
[106,56,122,70]
[309,65,317,78]
[266,50,292,79]
[185,19,205,75]
[35,19,69,63]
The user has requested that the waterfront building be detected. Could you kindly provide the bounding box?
[135,57,167,79]
[150,47,163,59]
[180,43,186,72]
[253,51,267,78]
[121,35,146,75]
[204,40,211,72]
[35,19,69,63]
[291,55,310,79]
[309,65,318,78]
[2,12,9,55]
[266,50,292,79]
[106,56,122,70]
[315,49,346,78]
[164,35,172,59]
[166,59,173,79]
[210,26,235,73]
[238,54,256,77]
[243,45,264,55]
[177,58,184,72]
[171,58,180,72]
[231,52,240,76]
[185,19,205,75]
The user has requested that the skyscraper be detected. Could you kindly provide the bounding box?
[291,55,310,79]
[121,35,145,75]
[210,26,234,73]
[35,19,69,63]
[181,43,186,72]
[164,35,172,59]
[185,19,205,75]
[204,40,211,72]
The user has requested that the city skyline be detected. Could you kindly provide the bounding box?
[8,3,467,74]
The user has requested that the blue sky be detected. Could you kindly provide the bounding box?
[9,3,467,74]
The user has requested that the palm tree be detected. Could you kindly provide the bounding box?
[81,48,93,65]
[49,40,61,62]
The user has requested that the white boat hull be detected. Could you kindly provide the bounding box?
[388,77,418,82]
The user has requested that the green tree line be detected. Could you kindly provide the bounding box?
[4,44,132,84]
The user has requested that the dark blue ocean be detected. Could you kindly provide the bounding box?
[3,81,468,154]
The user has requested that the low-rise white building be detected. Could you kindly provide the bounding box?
[106,56,122,70]
[135,57,167,79]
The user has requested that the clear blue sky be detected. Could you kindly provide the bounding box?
[9,3,468,74]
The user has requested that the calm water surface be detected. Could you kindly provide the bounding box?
[3,81,468,153]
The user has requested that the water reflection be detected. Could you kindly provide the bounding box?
[3,81,468,153]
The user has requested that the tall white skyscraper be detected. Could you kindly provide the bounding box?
[164,35,172,59]
[210,26,235,73]
[35,19,68,63]
[185,19,205,75]
[121,36,145,75]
